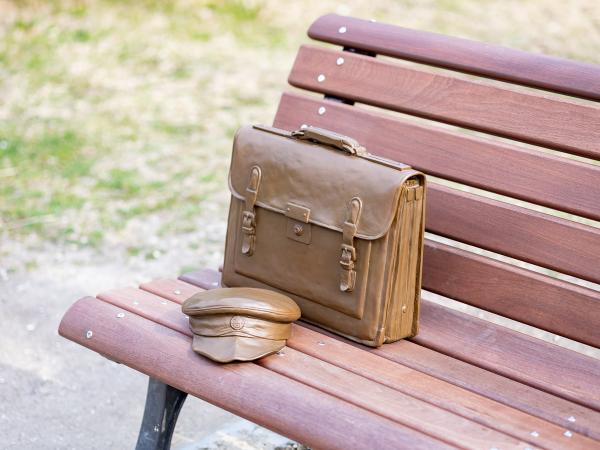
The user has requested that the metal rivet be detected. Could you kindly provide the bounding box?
[336,57,344,66]
[338,26,347,34]
[116,312,125,318]
[317,341,325,346]
[564,431,572,438]
[318,106,326,115]
[317,74,326,82]
[530,431,539,438]
[300,124,308,129]
[161,301,167,305]
[173,289,182,295]
[567,416,576,422]
[153,425,160,433]
[85,330,93,339]
[401,305,407,313]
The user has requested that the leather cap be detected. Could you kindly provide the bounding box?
[182,288,300,362]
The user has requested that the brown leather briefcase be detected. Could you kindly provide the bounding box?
[222,125,426,347]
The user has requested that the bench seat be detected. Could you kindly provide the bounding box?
[59,269,600,449]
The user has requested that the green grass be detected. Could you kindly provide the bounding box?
[1,0,599,249]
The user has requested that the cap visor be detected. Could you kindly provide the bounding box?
[192,335,285,363]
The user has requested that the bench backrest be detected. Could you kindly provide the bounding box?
[272,14,600,348]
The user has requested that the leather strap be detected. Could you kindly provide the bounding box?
[189,315,292,340]
[241,165,261,256]
[340,197,362,292]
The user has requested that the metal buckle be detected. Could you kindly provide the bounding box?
[241,211,255,234]
[340,244,356,269]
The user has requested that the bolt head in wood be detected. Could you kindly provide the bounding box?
[318,106,326,115]
[85,330,93,339]
[336,57,344,66]
[338,26,347,33]
[174,289,182,295]
[317,74,326,82]
[116,312,125,318]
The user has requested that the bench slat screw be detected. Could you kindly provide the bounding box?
[318,106,326,115]
[85,330,93,339]
[336,57,344,66]
[564,431,572,438]
[173,289,182,295]
[338,26,347,34]
[317,74,326,82]
[116,313,125,318]
[530,431,539,437]
[567,416,576,422]
[317,341,325,346]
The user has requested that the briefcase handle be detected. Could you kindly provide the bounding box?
[291,126,367,156]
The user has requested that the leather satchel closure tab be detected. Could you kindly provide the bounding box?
[241,165,262,256]
[340,197,362,292]
[285,202,311,223]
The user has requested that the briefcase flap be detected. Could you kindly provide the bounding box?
[228,125,420,240]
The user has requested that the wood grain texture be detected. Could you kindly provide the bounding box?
[283,327,595,450]
[423,240,600,347]
[415,300,600,411]
[288,45,600,159]
[98,281,597,449]
[143,279,592,446]
[275,92,600,221]
[92,289,530,449]
[308,14,600,101]
[425,184,600,285]
[182,270,600,440]
[370,336,600,441]
[59,297,448,450]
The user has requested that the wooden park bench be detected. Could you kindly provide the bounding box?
[59,14,600,450]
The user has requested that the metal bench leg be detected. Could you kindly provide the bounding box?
[135,377,188,450]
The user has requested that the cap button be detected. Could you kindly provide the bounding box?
[230,316,246,330]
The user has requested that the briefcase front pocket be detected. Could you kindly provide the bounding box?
[229,198,372,319]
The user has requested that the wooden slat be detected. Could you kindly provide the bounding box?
[288,45,600,159]
[371,336,600,441]
[182,270,600,440]
[275,92,600,221]
[97,287,533,449]
[283,327,598,449]
[426,184,600,285]
[59,297,447,450]
[308,14,600,101]
[423,240,600,347]
[143,278,597,446]
[415,301,600,411]
[274,93,600,286]
[104,281,600,448]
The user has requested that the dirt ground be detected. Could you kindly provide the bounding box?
[0,213,303,449]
